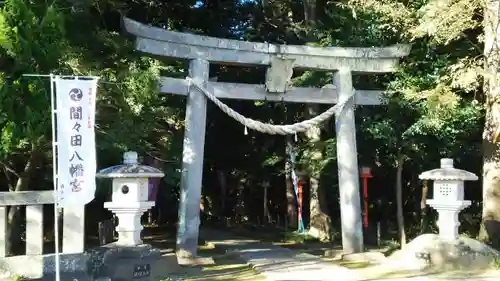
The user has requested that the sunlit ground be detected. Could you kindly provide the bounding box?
[158,244,265,281]
[140,227,266,281]
[174,255,265,281]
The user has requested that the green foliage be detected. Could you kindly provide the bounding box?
[0,0,185,193]
[411,0,481,44]
[0,0,68,163]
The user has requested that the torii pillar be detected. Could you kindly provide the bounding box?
[176,59,209,259]
[334,68,363,253]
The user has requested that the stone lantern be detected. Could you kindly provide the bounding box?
[96,151,164,246]
[90,151,180,281]
[419,158,478,240]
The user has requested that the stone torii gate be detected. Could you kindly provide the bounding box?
[123,17,410,257]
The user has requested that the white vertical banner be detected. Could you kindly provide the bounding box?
[54,76,99,207]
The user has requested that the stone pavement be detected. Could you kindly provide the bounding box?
[200,228,500,281]
[201,228,359,281]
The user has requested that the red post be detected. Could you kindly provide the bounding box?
[359,167,373,229]
[298,181,303,211]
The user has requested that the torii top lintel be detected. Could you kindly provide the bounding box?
[123,17,411,73]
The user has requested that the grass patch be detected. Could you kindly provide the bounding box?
[282,231,320,244]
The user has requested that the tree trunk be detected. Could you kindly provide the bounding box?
[6,145,41,255]
[306,105,332,241]
[309,176,332,241]
[420,180,429,234]
[285,177,298,228]
[300,0,332,242]
[480,0,500,246]
[216,169,227,220]
[303,0,317,25]
[263,183,271,224]
[395,154,406,247]
[285,139,298,228]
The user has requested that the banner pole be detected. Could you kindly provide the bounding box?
[50,74,61,281]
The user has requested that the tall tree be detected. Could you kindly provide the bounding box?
[480,0,500,245]
[301,0,335,242]
[346,0,489,241]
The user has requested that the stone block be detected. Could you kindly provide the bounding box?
[88,244,181,281]
[21,271,92,281]
[0,253,88,279]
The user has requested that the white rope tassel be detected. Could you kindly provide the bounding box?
[186,77,354,135]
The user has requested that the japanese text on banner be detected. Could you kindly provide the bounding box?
[54,77,98,207]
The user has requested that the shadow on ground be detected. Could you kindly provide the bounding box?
[171,254,265,281]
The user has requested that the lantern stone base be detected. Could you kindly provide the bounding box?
[104,201,155,246]
[387,234,500,271]
[88,243,181,281]
[426,200,471,240]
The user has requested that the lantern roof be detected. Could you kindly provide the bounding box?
[419,158,478,181]
[96,151,164,178]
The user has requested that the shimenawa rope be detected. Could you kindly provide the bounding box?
[185,77,354,135]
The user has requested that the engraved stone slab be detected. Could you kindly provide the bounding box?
[132,264,150,279]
